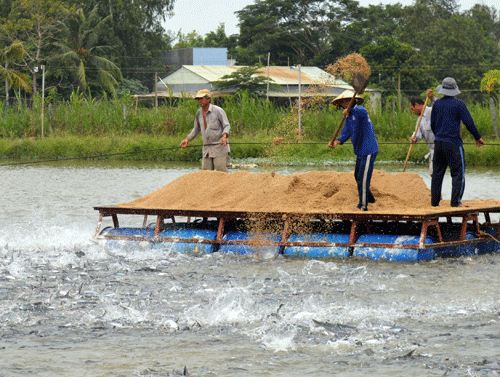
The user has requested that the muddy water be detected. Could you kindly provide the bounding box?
[0,163,499,376]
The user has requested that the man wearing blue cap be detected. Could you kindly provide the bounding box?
[430,77,485,207]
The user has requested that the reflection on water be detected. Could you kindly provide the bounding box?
[0,162,498,376]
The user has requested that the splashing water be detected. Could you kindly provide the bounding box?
[0,164,498,376]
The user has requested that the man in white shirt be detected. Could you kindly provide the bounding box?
[410,89,435,175]
[180,89,230,172]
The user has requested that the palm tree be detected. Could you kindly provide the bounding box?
[52,6,122,96]
[480,69,499,139]
[0,41,32,104]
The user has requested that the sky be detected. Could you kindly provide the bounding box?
[164,0,499,37]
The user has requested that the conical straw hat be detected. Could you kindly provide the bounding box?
[332,90,364,105]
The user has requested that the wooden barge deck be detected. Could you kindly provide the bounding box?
[94,203,500,258]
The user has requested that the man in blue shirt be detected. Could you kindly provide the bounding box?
[330,90,379,211]
[430,77,484,207]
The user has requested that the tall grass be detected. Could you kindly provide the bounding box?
[1,134,496,167]
[1,94,498,165]
[1,94,496,139]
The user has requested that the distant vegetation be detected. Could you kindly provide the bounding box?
[1,0,499,165]
[1,0,499,99]
[0,93,498,166]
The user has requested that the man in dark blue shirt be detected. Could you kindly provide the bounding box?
[330,90,379,211]
[430,77,485,207]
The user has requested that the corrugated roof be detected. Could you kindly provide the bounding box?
[153,65,380,98]
[182,65,240,82]
[135,89,350,99]
[177,65,350,86]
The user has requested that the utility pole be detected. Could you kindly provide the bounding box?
[298,64,302,135]
[41,65,46,137]
[154,72,158,109]
[266,52,270,100]
[397,71,401,112]
[5,62,9,106]
[287,57,292,106]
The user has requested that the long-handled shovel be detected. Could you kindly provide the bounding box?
[402,95,430,172]
[328,72,369,147]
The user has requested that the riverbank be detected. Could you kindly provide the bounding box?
[0,135,498,166]
[2,95,498,165]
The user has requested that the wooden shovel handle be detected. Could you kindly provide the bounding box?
[402,95,430,172]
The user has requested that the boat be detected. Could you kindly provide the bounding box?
[93,171,500,262]
[93,204,500,262]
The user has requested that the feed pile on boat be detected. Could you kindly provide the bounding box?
[95,171,500,261]
[119,170,434,214]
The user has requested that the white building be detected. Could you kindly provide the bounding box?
[154,65,380,101]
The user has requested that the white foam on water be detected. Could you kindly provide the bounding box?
[0,210,94,252]
[74,295,154,329]
[394,235,418,243]
[4,257,27,279]
[160,318,180,332]
[261,328,297,352]
[289,295,329,322]
[395,274,409,279]
[275,267,294,287]
[252,246,280,261]
[326,339,356,352]
[169,284,183,292]
[102,301,149,325]
[301,259,339,278]
[183,286,260,326]
[101,239,198,267]
[374,283,392,291]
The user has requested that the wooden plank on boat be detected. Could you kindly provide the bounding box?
[94,204,500,222]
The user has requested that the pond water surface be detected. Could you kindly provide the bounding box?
[0,161,498,376]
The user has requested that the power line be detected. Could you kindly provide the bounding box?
[1,141,498,167]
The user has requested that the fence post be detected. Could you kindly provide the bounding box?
[298,64,302,135]
[41,65,45,137]
[154,72,158,109]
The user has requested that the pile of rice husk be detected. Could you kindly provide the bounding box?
[325,53,371,87]
[116,170,499,215]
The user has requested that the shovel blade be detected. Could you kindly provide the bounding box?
[352,72,369,94]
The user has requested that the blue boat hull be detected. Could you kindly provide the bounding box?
[97,222,499,262]
[284,233,350,258]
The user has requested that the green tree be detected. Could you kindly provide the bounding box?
[468,4,500,40]
[397,0,498,98]
[236,0,359,66]
[360,36,421,100]
[203,23,239,58]
[425,14,498,93]
[4,0,70,94]
[204,24,229,47]
[342,0,499,99]
[170,24,238,60]
[480,69,500,138]
[0,0,13,19]
[0,40,31,104]
[52,7,122,96]
[344,4,406,52]
[173,30,204,48]
[62,0,175,87]
[213,66,274,96]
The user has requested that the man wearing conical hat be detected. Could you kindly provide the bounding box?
[330,90,378,211]
[180,89,230,172]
